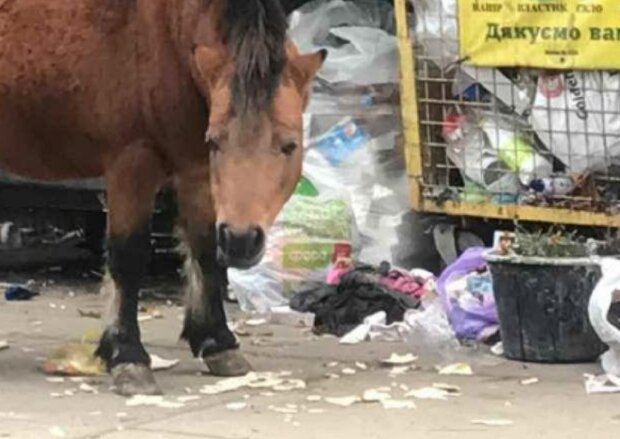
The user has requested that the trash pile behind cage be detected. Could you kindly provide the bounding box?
[404,0,620,226]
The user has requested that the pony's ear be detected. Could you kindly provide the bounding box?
[289,49,327,90]
[193,45,227,86]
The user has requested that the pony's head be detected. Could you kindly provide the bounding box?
[192,0,325,268]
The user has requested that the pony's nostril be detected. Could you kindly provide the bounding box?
[251,226,265,251]
[217,223,230,250]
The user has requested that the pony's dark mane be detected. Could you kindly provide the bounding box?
[221,0,288,115]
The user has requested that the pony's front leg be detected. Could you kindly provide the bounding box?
[95,142,167,396]
[176,175,252,376]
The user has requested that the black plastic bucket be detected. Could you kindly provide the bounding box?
[486,254,606,363]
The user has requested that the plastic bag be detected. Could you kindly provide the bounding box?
[436,247,499,340]
[588,258,620,376]
[409,0,458,69]
[229,187,358,313]
[531,71,620,174]
[289,0,398,85]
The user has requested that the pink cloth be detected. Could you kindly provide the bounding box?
[378,271,426,298]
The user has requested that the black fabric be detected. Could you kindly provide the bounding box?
[290,267,420,337]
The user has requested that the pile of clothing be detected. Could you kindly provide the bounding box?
[290,263,431,336]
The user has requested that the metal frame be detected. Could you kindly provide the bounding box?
[394,0,620,228]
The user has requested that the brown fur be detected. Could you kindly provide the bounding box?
[0,0,325,237]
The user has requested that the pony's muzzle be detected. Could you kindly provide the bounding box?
[216,222,265,269]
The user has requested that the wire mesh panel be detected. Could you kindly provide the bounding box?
[402,0,620,225]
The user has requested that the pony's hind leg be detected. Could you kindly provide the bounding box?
[95,141,167,396]
[176,176,252,376]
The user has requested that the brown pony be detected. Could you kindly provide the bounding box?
[0,0,325,395]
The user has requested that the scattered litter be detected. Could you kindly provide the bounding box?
[50,393,63,398]
[438,363,473,376]
[325,373,340,379]
[388,366,410,377]
[126,395,184,409]
[64,390,75,396]
[381,353,418,366]
[4,284,39,301]
[355,362,368,370]
[43,342,105,376]
[584,373,620,394]
[260,392,275,397]
[200,372,306,395]
[78,309,102,319]
[520,377,539,386]
[50,303,57,309]
[307,408,326,414]
[306,395,322,402]
[49,426,66,438]
[245,318,268,327]
[116,412,128,418]
[46,377,65,384]
[89,411,103,416]
[226,402,248,411]
[362,388,392,402]
[31,321,43,326]
[137,307,163,322]
[491,342,504,356]
[177,395,201,403]
[432,383,462,395]
[341,368,356,376]
[325,396,361,407]
[150,354,179,371]
[68,377,86,383]
[471,419,514,426]
[21,347,35,353]
[269,405,298,414]
[326,361,339,368]
[79,383,98,394]
[399,384,409,392]
[405,387,450,400]
[380,399,416,410]
[273,379,306,391]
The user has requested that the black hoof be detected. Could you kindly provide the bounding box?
[203,350,252,377]
[111,363,162,396]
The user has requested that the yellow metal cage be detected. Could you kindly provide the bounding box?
[394,0,620,228]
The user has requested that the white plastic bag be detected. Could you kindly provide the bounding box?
[409,0,458,69]
[531,71,620,174]
[588,258,620,376]
[289,0,398,85]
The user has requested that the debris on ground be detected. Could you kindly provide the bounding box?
[380,399,416,410]
[149,354,179,371]
[306,395,322,402]
[126,395,184,409]
[324,396,361,407]
[268,306,315,327]
[0,340,8,352]
[78,383,98,394]
[355,362,368,370]
[226,402,249,411]
[4,283,39,301]
[388,366,411,377]
[42,342,105,376]
[77,309,102,319]
[584,373,620,394]
[471,419,514,426]
[520,377,539,386]
[137,305,163,322]
[362,388,391,402]
[245,318,268,327]
[269,405,298,414]
[381,353,418,366]
[432,383,462,395]
[341,368,356,375]
[405,387,452,400]
[46,377,65,384]
[437,362,473,376]
[491,342,504,356]
[199,372,306,395]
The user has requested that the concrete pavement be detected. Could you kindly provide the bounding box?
[1,278,619,439]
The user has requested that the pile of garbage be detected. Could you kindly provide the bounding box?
[413,0,620,211]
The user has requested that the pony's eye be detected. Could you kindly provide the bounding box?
[205,134,220,152]
[281,142,298,156]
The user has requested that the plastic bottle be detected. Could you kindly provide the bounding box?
[479,117,552,186]
[442,111,520,196]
